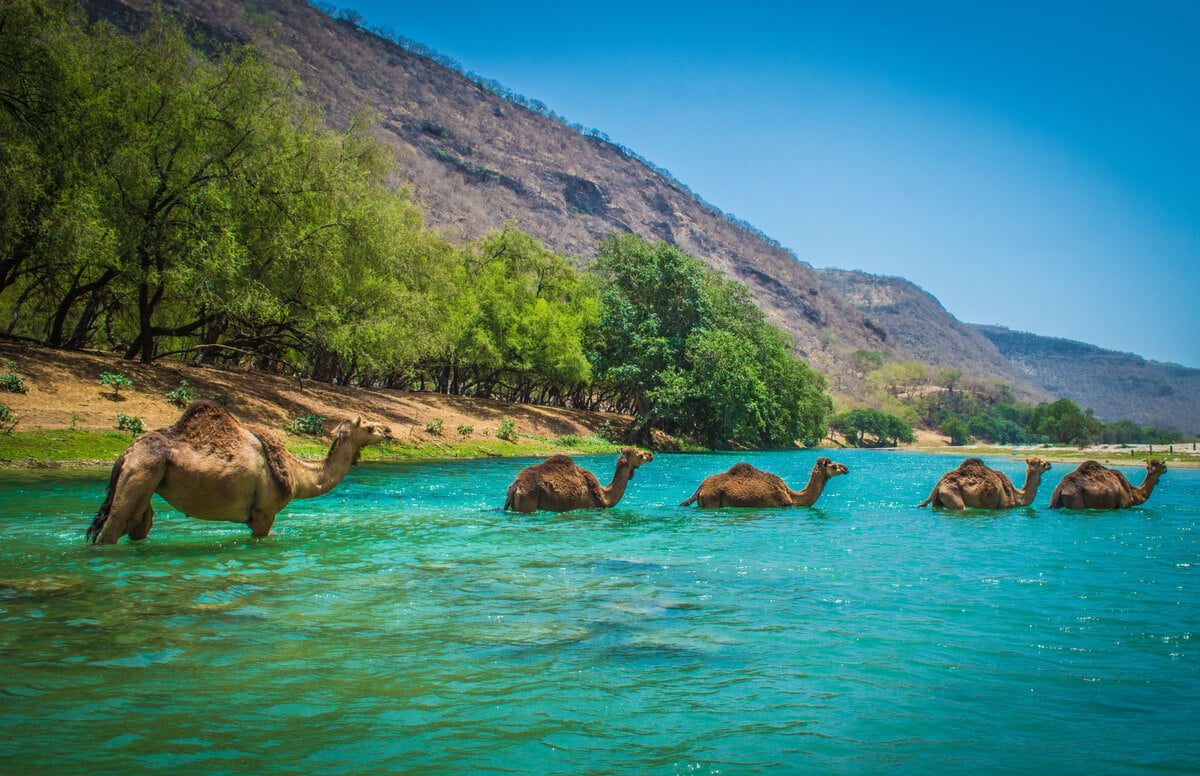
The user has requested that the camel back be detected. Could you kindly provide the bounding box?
[525,455,605,505]
[173,400,294,501]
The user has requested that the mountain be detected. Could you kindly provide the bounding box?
[974,326,1200,435]
[812,269,1046,401]
[85,0,1196,432]
[88,0,897,392]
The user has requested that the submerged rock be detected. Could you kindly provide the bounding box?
[0,574,88,598]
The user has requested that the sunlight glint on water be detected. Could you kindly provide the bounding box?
[0,450,1196,774]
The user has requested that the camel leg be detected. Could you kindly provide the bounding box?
[127,505,155,541]
[937,491,966,510]
[247,509,276,538]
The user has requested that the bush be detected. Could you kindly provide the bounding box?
[165,380,198,408]
[116,413,145,436]
[0,404,16,432]
[285,414,327,436]
[456,423,473,437]
[0,361,28,394]
[497,418,517,441]
[100,371,132,397]
[424,417,444,435]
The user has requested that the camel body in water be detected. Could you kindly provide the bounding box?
[918,457,1051,510]
[504,448,654,512]
[680,458,849,508]
[87,400,390,543]
[1049,459,1166,509]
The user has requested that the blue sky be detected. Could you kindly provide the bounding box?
[346,0,1200,368]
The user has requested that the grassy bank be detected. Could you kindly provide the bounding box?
[0,429,625,469]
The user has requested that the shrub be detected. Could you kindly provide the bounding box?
[497,418,517,441]
[100,371,132,398]
[165,380,198,408]
[0,361,28,394]
[424,418,444,435]
[0,404,16,432]
[285,414,327,436]
[116,413,145,436]
[208,388,229,405]
[456,423,473,437]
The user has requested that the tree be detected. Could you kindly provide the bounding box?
[829,408,913,447]
[590,233,829,447]
[940,417,970,446]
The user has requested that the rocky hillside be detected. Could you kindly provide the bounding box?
[975,326,1200,435]
[814,269,1046,401]
[83,0,1195,431]
[88,0,896,393]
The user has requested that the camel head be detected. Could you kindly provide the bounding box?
[815,457,849,479]
[1146,459,1168,477]
[334,417,392,451]
[1025,457,1051,475]
[618,447,654,479]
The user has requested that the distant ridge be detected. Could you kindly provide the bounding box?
[974,325,1200,434]
[813,269,1045,401]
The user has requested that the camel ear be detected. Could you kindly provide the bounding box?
[354,416,362,427]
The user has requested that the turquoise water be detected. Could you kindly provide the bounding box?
[0,450,1196,775]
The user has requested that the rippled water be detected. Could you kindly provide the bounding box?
[1,450,1196,774]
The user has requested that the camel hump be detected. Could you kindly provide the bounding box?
[957,457,988,471]
[170,399,241,440]
[726,462,762,477]
[1077,460,1107,474]
[247,426,294,500]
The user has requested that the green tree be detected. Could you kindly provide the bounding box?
[940,416,971,446]
[591,233,829,447]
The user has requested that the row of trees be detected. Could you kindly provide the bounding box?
[0,1,831,448]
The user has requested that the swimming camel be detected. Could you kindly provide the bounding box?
[86,399,391,544]
[1048,459,1167,510]
[918,457,1050,510]
[680,458,849,508]
[504,448,654,513]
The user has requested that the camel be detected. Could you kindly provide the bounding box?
[86,399,391,544]
[918,457,1050,510]
[679,458,849,508]
[504,447,654,513]
[1049,459,1167,509]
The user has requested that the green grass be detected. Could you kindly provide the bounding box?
[0,428,629,468]
[0,430,137,464]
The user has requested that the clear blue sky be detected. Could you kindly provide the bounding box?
[346,0,1200,368]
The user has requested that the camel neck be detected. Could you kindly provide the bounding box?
[792,467,828,507]
[292,431,358,499]
[601,464,634,507]
[1016,467,1045,506]
[1132,469,1163,505]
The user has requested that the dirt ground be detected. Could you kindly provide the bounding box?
[0,343,625,446]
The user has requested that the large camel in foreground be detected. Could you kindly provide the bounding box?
[86,400,391,544]
[680,458,849,508]
[504,448,654,513]
[1049,459,1167,509]
[918,457,1050,510]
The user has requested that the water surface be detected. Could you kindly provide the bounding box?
[1,450,1196,774]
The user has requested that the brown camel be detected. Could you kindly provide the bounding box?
[1049,459,1167,509]
[86,400,391,544]
[918,457,1051,510]
[679,458,849,508]
[504,447,654,513]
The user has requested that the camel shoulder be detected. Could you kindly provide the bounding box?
[245,424,295,499]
